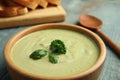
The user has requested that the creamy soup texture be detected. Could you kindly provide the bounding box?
[11,29,99,77]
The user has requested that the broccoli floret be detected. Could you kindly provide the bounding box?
[49,53,59,64]
[30,49,48,60]
[50,39,66,54]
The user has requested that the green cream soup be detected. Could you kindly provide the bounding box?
[11,29,99,77]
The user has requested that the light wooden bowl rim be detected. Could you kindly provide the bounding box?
[4,23,106,80]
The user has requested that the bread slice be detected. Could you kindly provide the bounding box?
[0,0,62,17]
[0,6,3,11]
[0,0,28,17]
[0,0,17,17]
[0,6,29,17]
[0,0,4,16]
[38,0,48,8]
[46,0,61,5]
[0,6,18,17]
[3,0,19,6]
[12,0,38,10]
[0,5,5,17]
[17,7,28,15]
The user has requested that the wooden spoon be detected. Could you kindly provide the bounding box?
[79,14,120,56]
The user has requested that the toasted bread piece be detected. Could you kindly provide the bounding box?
[0,6,3,12]
[4,0,28,15]
[0,0,28,17]
[0,5,4,16]
[0,6,28,17]
[0,6,3,11]
[0,0,5,16]
[17,7,28,15]
[3,0,19,6]
[0,6,18,17]
[12,0,38,9]
[46,0,61,5]
[38,0,48,8]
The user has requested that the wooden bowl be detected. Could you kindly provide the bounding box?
[4,23,106,80]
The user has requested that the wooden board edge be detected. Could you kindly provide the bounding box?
[0,6,66,29]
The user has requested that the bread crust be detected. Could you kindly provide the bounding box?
[0,6,18,17]
[39,0,48,8]
[0,0,28,17]
[12,0,38,10]
[0,0,61,17]
[46,0,61,5]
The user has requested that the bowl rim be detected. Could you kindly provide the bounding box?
[4,23,106,79]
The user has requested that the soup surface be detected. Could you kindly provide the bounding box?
[11,29,99,77]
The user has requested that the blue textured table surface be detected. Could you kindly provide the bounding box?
[0,0,120,80]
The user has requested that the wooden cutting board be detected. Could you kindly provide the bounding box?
[0,6,66,28]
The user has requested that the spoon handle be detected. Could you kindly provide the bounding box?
[96,29,120,56]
